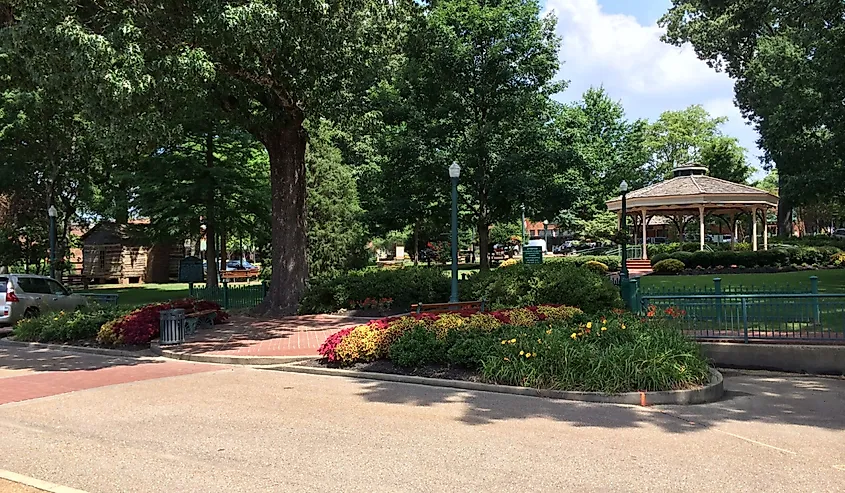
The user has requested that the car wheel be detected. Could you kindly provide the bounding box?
[23,307,40,319]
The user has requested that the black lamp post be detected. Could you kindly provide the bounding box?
[543,219,549,254]
[48,205,57,280]
[449,162,461,303]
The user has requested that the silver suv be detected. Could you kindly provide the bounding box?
[0,274,88,326]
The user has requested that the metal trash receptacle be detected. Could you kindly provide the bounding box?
[159,309,186,345]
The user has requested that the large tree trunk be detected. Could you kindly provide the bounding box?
[219,226,227,274]
[205,133,219,288]
[258,119,308,315]
[477,220,490,271]
[777,195,792,237]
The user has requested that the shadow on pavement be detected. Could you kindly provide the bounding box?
[0,346,161,374]
[353,370,845,432]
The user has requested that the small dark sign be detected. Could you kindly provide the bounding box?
[523,246,543,265]
[178,256,204,283]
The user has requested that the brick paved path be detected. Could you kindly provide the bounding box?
[170,314,369,357]
[0,346,219,406]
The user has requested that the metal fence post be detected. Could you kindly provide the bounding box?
[741,297,749,343]
[810,275,820,325]
[262,280,268,299]
[222,280,230,310]
[713,278,722,324]
[629,278,640,313]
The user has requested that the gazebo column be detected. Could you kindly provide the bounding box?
[763,208,769,250]
[641,209,648,260]
[698,206,705,251]
[751,206,759,251]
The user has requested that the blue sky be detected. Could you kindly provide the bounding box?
[542,0,765,179]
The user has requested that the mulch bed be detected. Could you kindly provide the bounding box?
[297,358,483,382]
[6,336,149,353]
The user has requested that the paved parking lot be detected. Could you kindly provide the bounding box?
[0,346,843,492]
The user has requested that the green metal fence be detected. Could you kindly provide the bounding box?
[640,291,845,343]
[190,281,267,310]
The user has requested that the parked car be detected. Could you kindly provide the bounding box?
[225,259,257,271]
[0,274,88,326]
[833,229,845,240]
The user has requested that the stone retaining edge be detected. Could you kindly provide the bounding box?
[0,337,153,358]
[150,342,315,365]
[271,362,724,406]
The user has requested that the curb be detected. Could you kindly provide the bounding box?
[150,342,315,366]
[271,362,724,406]
[0,337,153,359]
[0,469,89,493]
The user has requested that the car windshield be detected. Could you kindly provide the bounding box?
[0,277,6,293]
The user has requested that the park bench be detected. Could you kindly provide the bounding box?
[78,293,119,305]
[411,300,486,314]
[221,269,260,282]
[184,309,218,335]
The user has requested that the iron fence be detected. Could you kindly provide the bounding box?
[640,292,845,343]
[190,281,267,310]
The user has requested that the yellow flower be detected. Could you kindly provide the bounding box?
[53,317,58,321]
[621,324,627,330]
[501,340,507,345]
[586,321,593,329]
[537,338,542,343]
[519,350,524,355]
[545,329,552,335]
[510,338,517,343]
[570,333,577,340]
[601,326,607,331]
[525,353,532,358]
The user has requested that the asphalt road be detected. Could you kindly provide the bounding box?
[0,348,844,492]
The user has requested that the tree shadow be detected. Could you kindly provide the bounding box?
[353,369,845,432]
[0,345,162,373]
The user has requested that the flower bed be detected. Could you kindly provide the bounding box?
[97,299,228,345]
[317,306,711,393]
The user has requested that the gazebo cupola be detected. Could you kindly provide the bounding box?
[605,163,778,260]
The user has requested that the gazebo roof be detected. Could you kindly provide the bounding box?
[606,168,778,214]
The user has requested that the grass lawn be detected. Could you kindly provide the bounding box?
[638,269,845,293]
[81,283,192,307]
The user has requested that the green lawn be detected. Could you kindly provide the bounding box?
[80,283,192,307]
[638,269,845,293]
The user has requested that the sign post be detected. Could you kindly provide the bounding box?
[523,246,543,265]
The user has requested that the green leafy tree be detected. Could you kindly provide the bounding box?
[700,137,754,184]
[645,105,727,176]
[381,0,567,270]
[660,0,845,234]
[2,0,404,314]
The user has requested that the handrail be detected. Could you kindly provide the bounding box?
[642,293,839,300]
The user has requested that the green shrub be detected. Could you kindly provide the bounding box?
[465,262,622,312]
[710,250,737,267]
[13,305,128,343]
[689,251,714,269]
[550,255,620,271]
[445,330,502,369]
[650,253,670,266]
[584,260,609,274]
[672,251,694,265]
[299,267,451,314]
[389,326,446,367]
[652,259,685,275]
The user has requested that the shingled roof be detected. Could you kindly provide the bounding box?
[610,175,775,201]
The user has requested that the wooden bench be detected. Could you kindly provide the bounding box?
[221,269,260,282]
[184,309,218,335]
[78,293,119,305]
[411,300,486,314]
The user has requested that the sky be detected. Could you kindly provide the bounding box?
[542,0,766,179]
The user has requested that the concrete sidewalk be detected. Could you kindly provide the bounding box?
[1,363,843,492]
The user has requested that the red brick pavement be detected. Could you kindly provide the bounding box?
[172,314,370,357]
[0,360,219,406]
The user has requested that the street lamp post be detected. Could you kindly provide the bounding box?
[543,220,549,254]
[449,162,461,303]
[619,181,630,307]
[48,205,58,280]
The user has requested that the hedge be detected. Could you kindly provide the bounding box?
[650,245,843,269]
[548,255,621,271]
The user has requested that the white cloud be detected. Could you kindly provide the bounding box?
[545,0,765,177]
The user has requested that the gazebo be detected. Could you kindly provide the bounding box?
[605,165,778,260]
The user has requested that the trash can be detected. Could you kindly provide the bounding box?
[159,309,186,345]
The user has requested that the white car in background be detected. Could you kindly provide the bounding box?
[833,229,845,240]
[0,274,88,326]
